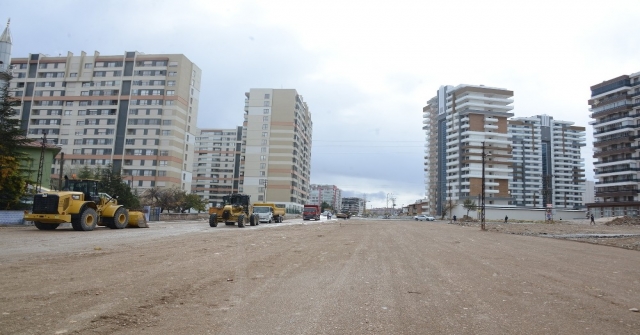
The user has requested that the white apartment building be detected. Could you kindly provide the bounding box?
[423,84,514,217]
[309,184,342,210]
[9,50,201,191]
[241,89,312,212]
[193,127,243,207]
[508,115,586,209]
[588,71,640,217]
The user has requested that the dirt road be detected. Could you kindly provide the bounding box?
[1,219,639,334]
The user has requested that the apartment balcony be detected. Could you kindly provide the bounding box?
[594,146,638,158]
[484,124,498,130]
[596,178,640,185]
[485,117,498,123]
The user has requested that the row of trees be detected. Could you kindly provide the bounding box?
[72,165,207,213]
[439,199,478,220]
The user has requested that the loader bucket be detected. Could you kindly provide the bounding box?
[127,211,149,228]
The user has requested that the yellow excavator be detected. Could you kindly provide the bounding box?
[24,178,148,231]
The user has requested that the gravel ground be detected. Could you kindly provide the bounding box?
[1,217,639,334]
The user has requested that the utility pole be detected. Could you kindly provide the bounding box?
[481,141,486,231]
[35,133,47,193]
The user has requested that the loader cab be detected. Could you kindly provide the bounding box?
[64,179,100,203]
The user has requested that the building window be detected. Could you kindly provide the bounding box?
[168,81,176,86]
[262,124,268,130]
[262,132,268,137]
[263,101,270,107]
[162,130,170,136]
[159,160,168,166]
[263,116,269,122]
[168,72,177,76]
[163,120,171,125]
[261,147,267,153]
[263,108,270,114]
[84,63,93,68]
[166,90,175,96]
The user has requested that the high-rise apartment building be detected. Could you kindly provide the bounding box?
[242,89,312,211]
[8,51,200,191]
[193,127,243,207]
[423,85,514,217]
[508,115,585,209]
[309,184,342,210]
[588,71,640,217]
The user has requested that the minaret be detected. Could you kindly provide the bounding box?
[0,19,12,82]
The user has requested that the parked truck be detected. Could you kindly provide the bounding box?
[254,203,286,223]
[303,204,321,221]
[252,205,274,223]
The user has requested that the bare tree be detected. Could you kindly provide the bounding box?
[463,199,477,218]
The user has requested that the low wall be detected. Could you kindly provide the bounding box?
[159,213,208,221]
[0,211,26,225]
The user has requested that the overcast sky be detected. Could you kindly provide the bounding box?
[5,0,639,209]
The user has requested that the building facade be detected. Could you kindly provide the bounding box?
[308,184,342,210]
[508,115,586,209]
[8,51,201,192]
[192,127,243,207]
[241,89,312,212]
[423,84,514,217]
[341,197,364,215]
[588,71,640,217]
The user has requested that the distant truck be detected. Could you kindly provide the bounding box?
[303,204,321,221]
[252,205,274,223]
[255,203,286,223]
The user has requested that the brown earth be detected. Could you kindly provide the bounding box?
[1,218,639,335]
[479,216,640,251]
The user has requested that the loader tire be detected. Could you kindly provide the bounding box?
[238,214,245,228]
[105,207,129,229]
[209,214,218,227]
[249,214,256,226]
[71,207,98,231]
[34,222,59,230]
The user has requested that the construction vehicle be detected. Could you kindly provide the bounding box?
[253,202,286,223]
[303,204,321,221]
[252,205,274,223]
[24,178,148,231]
[209,193,259,228]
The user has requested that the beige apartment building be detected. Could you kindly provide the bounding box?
[423,84,514,218]
[192,127,244,207]
[241,89,312,212]
[8,51,200,191]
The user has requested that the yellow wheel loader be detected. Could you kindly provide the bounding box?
[24,179,148,231]
[208,193,259,228]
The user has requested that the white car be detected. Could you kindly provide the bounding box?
[414,214,435,221]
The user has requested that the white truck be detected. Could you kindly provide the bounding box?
[252,205,274,223]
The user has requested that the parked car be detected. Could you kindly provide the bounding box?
[414,214,435,221]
